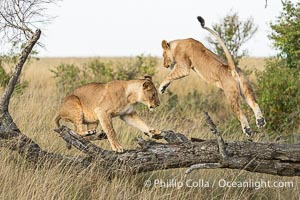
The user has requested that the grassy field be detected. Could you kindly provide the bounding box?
[0,57,299,199]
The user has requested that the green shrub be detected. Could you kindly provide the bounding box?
[0,61,10,87]
[0,59,28,94]
[113,55,157,80]
[50,64,85,93]
[51,55,157,93]
[207,11,257,66]
[134,55,157,76]
[256,59,300,133]
[269,1,300,69]
[254,1,300,135]
[86,60,114,83]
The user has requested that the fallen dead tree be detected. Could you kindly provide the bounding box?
[52,113,300,176]
[0,29,300,177]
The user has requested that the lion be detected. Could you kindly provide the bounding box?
[158,16,266,136]
[55,76,161,152]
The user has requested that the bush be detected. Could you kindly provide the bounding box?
[50,64,85,93]
[87,60,114,83]
[51,55,157,93]
[254,1,300,135]
[269,1,300,69]
[0,59,28,94]
[0,60,10,87]
[112,55,157,80]
[207,11,257,66]
[256,59,300,133]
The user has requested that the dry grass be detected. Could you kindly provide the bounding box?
[0,57,299,200]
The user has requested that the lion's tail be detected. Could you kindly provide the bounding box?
[55,115,62,127]
[197,16,239,79]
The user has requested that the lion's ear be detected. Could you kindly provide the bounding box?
[144,75,152,81]
[143,81,152,91]
[162,40,169,50]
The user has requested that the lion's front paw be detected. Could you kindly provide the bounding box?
[158,82,170,94]
[158,86,166,94]
[146,130,163,139]
[111,141,124,153]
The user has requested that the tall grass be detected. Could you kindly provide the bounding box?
[0,57,299,199]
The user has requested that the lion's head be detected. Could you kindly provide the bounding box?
[161,40,175,69]
[140,76,160,111]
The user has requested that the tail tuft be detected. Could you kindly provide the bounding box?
[197,16,205,28]
[196,15,236,74]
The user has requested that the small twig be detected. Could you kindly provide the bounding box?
[160,130,191,144]
[185,163,222,177]
[203,111,228,160]
[144,130,191,145]
[265,0,268,8]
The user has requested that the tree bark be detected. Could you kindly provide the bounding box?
[53,126,300,176]
[0,29,41,133]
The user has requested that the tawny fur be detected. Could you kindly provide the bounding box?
[159,37,265,136]
[56,77,161,152]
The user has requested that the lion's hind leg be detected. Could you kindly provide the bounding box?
[59,95,86,136]
[238,72,266,128]
[223,82,252,137]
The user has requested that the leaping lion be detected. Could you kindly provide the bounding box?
[158,16,266,136]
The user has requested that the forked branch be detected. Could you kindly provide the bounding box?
[185,112,229,176]
[203,111,228,160]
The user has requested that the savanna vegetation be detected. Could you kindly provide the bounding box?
[0,0,299,199]
[0,55,298,199]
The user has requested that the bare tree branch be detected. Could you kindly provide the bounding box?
[203,111,228,161]
[0,0,58,47]
[50,124,300,176]
[185,163,222,176]
[0,29,41,113]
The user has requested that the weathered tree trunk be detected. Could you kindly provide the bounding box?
[53,126,300,176]
[0,29,41,133]
[0,29,84,168]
